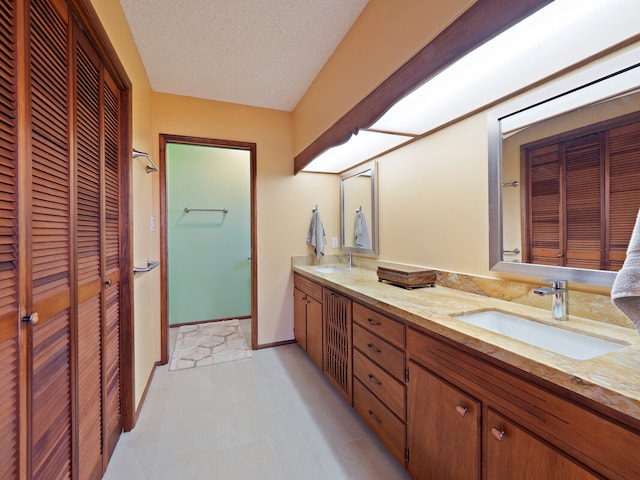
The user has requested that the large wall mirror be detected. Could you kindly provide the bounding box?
[340,161,379,255]
[489,44,640,286]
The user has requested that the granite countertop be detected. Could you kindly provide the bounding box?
[292,262,640,422]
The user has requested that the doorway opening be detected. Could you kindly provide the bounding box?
[159,135,257,362]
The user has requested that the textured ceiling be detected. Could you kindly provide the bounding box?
[119,0,368,111]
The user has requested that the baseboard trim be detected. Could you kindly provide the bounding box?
[255,339,297,350]
[131,360,161,428]
[170,315,251,328]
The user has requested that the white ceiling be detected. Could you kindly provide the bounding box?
[119,0,368,111]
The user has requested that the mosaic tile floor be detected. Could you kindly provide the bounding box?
[169,319,252,371]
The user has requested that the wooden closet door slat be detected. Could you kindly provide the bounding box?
[28,0,72,478]
[102,71,122,461]
[0,0,19,477]
[75,30,103,480]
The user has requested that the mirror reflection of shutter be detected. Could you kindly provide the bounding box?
[564,133,603,270]
[103,71,122,459]
[526,144,562,265]
[75,28,103,480]
[608,122,640,271]
[28,0,73,476]
[0,1,20,477]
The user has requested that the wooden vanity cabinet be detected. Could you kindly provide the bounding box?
[407,360,481,479]
[407,326,640,480]
[352,302,407,465]
[293,273,323,369]
[485,409,598,480]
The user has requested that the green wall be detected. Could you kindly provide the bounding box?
[167,143,251,325]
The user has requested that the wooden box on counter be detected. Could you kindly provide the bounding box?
[377,266,436,289]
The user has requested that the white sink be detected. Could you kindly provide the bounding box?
[312,266,348,274]
[453,310,625,360]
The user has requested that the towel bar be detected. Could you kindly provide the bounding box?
[184,207,228,213]
[134,260,160,274]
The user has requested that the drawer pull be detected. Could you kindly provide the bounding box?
[368,409,382,424]
[367,318,382,327]
[367,374,382,385]
[455,404,468,417]
[491,427,505,442]
[367,343,381,353]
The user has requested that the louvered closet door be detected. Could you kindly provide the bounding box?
[526,144,562,265]
[564,133,603,270]
[0,0,21,478]
[75,28,103,480]
[102,70,122,462]
[27,0,73,477]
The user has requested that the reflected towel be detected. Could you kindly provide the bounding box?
[306,210,326,257]
[354,210,370,248]
[612,207,640,332]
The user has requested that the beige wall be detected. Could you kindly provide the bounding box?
[90,0,160,409]
[292,0,477,156]
[151,93,342,345]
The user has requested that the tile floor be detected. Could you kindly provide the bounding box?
[103,322,410,479]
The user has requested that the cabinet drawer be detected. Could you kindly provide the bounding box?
[353,323,405,381]
[353,302,404,348]
[354,379,406,465]
[354,349,406,420]
[293,273,323,301]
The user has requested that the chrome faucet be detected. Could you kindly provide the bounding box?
[342,251,352,269]
[533,280,568,321]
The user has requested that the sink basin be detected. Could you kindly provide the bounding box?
[453,310,625,360]
[312,266,348,274]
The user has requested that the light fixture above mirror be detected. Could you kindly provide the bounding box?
[299,0,640,174]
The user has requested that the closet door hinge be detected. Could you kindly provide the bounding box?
[405,448,410,465]
[405,368,409,382]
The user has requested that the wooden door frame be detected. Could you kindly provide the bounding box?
[158,134,258,363]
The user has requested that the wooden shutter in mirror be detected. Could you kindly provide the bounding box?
[564,133,603,270]
[0,0,20,477]
[525,144,562,265]
[607,122,640,271]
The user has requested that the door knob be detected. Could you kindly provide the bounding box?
[104,279,112,287]
[22,312,39,326]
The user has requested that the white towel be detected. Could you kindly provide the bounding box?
[306,210,326,257]
[354,210,370,248]
[612,207,640,332]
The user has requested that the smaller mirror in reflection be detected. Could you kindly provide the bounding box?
[340,161,378,254]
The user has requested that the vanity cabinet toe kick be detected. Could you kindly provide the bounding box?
[292,272,640,479]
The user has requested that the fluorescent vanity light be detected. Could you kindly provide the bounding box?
[302,130,413,173]
[371,0,640,135]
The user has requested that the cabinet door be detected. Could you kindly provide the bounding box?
[407,361,480,480]
[323,289,352,402]
[485,409,599,480]
[305,296,323,370]
[293,288,307,350]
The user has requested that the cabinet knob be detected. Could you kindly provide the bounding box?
[22,312,39,326]
[367,374,382,386]
[368,409,382,424]
[455,404,468,417]
[104,279,113,287]
[367,343,381,353]
[491,427,505,442]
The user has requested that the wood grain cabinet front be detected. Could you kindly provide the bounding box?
[407,326,640,480]
[293,273,323,369]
